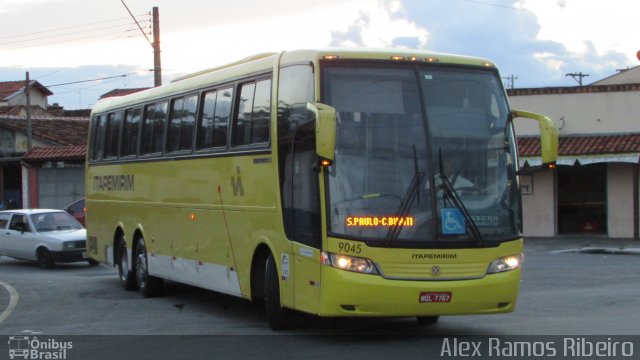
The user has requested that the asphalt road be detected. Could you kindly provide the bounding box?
[1,238,639,359]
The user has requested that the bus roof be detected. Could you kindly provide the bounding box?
[90,48,495,115]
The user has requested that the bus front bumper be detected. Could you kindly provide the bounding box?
[318,266,521,317]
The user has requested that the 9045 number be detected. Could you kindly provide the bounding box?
[338,242,362,254]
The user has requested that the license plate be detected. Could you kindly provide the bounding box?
[419,292,452,303]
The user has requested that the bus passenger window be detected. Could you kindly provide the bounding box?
[141,102,167,155]
[167,95,197,153]
[122,108,141,156]
[92,114,106,160]
[197,87,232,150]
[233,79,271,146]
[104,112,123,158]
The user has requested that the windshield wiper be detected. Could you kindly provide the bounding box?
[438,149,485,245]
[386,145,424,244]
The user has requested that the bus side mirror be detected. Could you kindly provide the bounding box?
[307,102,336,161]
[511,109,558,166]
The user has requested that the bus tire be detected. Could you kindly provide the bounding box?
[416,316,439,325]
[264,253,294,330]
[134,238,163,298]
[118,240,137,291]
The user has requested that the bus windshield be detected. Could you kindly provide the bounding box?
[323,62,521,247]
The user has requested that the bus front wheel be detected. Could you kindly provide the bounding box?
[264,253,295,330]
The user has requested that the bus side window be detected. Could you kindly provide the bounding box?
[197,87,232,150]
[92,114,107,161]
[233,78,271,146]
[141,102,167,155]
[167,95,197,153]
[277,64,318,248]
[122,108,141,156]
[104,111,123,159]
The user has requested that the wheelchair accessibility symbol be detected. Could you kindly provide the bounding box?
[441,208,465,235]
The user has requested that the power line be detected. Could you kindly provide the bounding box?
[0,14,149,41]
[0,20,150,47]
[45,74,132,88]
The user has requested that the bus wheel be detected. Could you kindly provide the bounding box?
[118,240,137,291]
[134,238,163,297]
[416,316,439,325]
[264,253,295,330]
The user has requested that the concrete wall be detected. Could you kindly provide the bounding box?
[521,169,556,237]
[607,163,635,238]
[510,91,640,136]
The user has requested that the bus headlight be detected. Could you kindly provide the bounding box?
[487,253,524,274]
[321,252,379,275]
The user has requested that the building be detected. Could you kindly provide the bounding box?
[510,70,640,239]
[0,80,89,210]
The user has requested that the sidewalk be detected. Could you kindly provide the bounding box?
[524,236,640,255]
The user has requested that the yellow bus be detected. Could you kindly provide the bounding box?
[86,48,557,329]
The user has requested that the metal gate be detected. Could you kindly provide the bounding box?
[37,167,84,209]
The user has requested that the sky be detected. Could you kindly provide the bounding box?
[0,0,639,109]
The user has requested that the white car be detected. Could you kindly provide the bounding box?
[0,209,95,269]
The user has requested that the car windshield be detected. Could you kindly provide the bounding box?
[322,62,521,247]
[30,212,83,232]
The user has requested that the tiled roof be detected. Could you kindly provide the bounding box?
[0,80,53,100]
[518,134,640,157]
[100,88,150,99]
[23,145,86,161]
[0,115,88,146]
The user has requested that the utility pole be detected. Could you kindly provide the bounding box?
[121,1,162,86]
[25,72,33,150]
[152,7,161,87]
[566,72,589,87]
[503,74,518,90]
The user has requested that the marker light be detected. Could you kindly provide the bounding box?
[323,55,339,60]
[190,213,197,221]
[426,57,440,62]
[319,158,333,167]
[483,61,494,67]
[487,253,524,274]
[547,162,557,169]
[321,252,379,275]
[391,55,405,61]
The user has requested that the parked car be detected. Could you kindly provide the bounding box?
[63,198,85,227]
[0,209,96,268]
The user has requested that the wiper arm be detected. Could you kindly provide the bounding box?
[386,145,424,244]
[438,149,484,245]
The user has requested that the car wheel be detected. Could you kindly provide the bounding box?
[36,248,54,269]
[264,253,295,330]
[134,238,163,297]
[118,240,137,291]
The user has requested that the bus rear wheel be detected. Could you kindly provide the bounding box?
[117,239,137,291]
[264,253,295,330]
[134,238,163,297]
